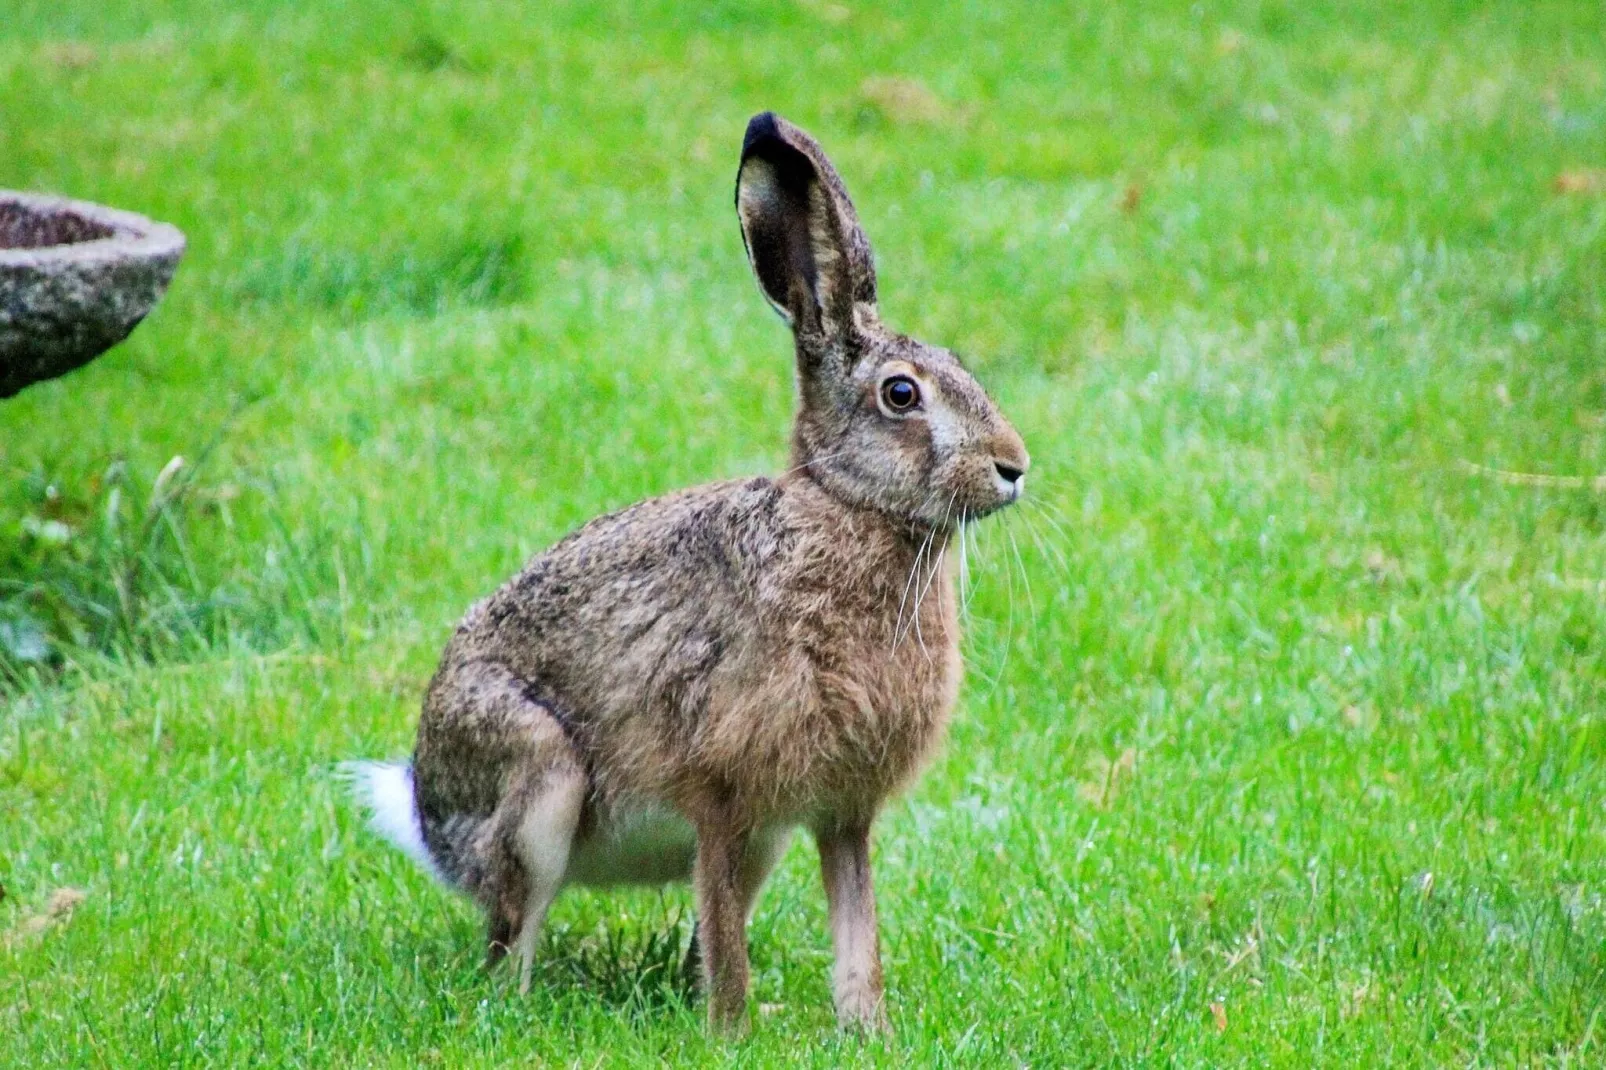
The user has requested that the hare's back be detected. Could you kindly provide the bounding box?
[453,476,789,722]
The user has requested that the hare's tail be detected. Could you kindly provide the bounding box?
[340,760,445,882]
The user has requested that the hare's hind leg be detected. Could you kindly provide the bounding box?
[502,761,584,994]
[480,759,583,983]
[414,662,585,991]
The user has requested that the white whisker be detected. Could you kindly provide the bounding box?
[894,490,940,647]
[961,519,982,622]
[956,517,971,622]
[1004,516,1036,630]
[985,515,1019,700]
[909,489,959,658]
[777,448,856,481]
[895,529,931,649]
[1023,497,1075,549]
[1019,505,1071,580]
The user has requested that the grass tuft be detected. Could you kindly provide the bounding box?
[0,447,366,693]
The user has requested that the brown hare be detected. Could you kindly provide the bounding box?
[348,112,1029,1033]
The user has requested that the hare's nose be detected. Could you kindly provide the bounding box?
[990,429,1030,499]
[994,462,1025,485]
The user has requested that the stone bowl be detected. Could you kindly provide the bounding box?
[1,191,186,398]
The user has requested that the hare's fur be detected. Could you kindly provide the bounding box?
[351,112,1028,1032]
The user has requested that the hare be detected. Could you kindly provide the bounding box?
[347,112,1029,1033]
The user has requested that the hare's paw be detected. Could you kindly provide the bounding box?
[834,980,888,1033]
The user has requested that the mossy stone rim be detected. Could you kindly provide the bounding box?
[1,191,186,399]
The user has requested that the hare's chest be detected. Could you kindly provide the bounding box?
[803,624,963,800]
[819,563,962,775]
[702,523,964,812]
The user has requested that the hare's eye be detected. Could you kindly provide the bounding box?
[880,376,921,414]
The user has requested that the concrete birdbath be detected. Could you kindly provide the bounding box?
[0,191,185,398]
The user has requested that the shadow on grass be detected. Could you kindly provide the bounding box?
[403,907,702,1025]
[534,911,700,1018]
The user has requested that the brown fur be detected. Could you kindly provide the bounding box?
[394,112,1029,1032]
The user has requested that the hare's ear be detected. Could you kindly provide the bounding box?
[736,112,876,343]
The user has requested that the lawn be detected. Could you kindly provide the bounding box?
[3,0,1605,1064]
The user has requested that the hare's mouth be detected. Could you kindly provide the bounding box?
[973,479,1026,520]
[993,466,1025,503]
[944,494,1019,528]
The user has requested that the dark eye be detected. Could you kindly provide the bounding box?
[880,376,921,413]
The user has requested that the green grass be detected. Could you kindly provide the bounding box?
[3,0,1605,1064]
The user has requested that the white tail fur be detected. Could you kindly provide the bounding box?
[340,760,442,880]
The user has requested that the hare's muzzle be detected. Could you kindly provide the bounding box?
[988,432,1030,506]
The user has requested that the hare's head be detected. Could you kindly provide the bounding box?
[736,113,1029,531]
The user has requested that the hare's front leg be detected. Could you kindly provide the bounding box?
[694,820,777,1033]
[817,824,888,1031]
[680,827,792,994]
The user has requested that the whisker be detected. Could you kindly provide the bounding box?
[904,532,936,651]
[1004,516,1037,630]
[894,490,940,647]
[955,521,981,635]
[910,488,959,658]
[1016,469,1074,497]
[776,448,856,481]
[1014,471,1073,509]
[893,524,929,647]
[956,517,971,623]
[899,526,937,650]
[957,530,995,697]
[1023,496,1074,538]
[989,515,1019,699]
[1019,505,1071,580]
[962,519,983,621]
[1024,496,1078,542]
[1020,500,1074,579]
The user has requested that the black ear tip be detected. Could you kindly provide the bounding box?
[741,111,784,159]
